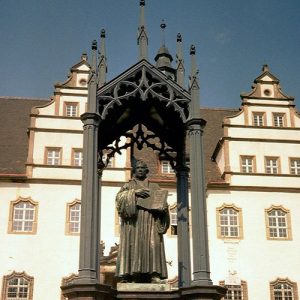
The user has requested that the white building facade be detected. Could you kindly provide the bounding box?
[0,16,299,299]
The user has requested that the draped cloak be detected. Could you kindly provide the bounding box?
[116,179,169,279]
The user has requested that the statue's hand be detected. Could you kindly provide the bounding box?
[158,203,169,213]
[135,188,150,198]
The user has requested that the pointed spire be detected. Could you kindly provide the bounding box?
[154,21,175,79]
[137,0,148,60]
[87,40,98,113]
[189,45,200,119]
[176,33,185,87]
[98,29,107,87]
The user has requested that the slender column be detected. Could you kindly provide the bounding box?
[187,119,212,286]
[188,45,212,286]
[175,149,191,288]
[77,40,101,284]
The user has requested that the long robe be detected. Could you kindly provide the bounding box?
[116,178,169,280]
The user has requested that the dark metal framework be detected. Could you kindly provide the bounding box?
[97,62,190,171]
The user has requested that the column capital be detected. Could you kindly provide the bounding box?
[186,118,206,129]
[175,163,190,175]
[81,112,101,126]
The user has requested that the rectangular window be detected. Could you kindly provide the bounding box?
[13,202,35,232]
[265,157,280,174]
[64,102,78,117]
[219,281,248,300]
[170,209,177,235]
[270,279,297,300]
[66,201,81,235]
[3,272,34,300]
[46,148,61,165]
[241,156,255,173]
[9,198,38,234]
[253,112,265,126]
[72,149,83,167]
[217,205,243,239]
[69,203,81,234]
[265,206,292,240]
[273,113,285,127]
[290,158,300,175]
[161,161,175,174]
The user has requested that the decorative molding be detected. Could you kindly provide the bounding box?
[265,205,292,241]
[216,204,243,240]
[270,278,298,300]
[1,271,34,300]
[8,197,39,235]
[97,65,190,122]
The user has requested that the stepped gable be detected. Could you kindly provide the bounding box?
[0,97,49,176]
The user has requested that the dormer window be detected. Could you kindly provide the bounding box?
[64,102,78,117]
[161,160,175,174]
[253,112,265,127]
[273,113,285,127]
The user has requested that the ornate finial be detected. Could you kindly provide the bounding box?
[92,40,97,50]
[262,64,269,72]
[81,52,88,61]
[98,29,107,87]
[160,20,166,46]
[176,33,184,87]
[177,33,182,43]
[190,45,196,55]
[138,0,148,60]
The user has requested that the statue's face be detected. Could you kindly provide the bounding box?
[135,163,148,179]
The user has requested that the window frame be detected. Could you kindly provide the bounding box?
[289,157,300,175]
[219,280,248,300]
[161,160,175,175]
[270,278,298,300]
[72,148,83,167]
[1,271,34,300]
[64,102,79,117]
[265,156,281,174]
[8,197,38,235]
[252,112,266,127]
[240,155,256,173]
[265,205,292,240]
[272,113,286,127]
[169,205,178,236]
[45,147,62,166]
[65,200,81,235]
[216,204,243,240]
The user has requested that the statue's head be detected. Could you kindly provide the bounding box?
[133,160,149,180]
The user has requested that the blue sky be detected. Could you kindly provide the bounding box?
[0,0,299,108]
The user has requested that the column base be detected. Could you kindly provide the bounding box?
[180,285,227,300]
[61,282,114,300]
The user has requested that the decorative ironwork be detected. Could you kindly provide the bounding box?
[97,66,190,122]
[98,123,176,171]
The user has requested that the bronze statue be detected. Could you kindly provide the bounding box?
[116,160,170,283]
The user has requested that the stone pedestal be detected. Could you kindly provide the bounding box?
[115,284,226,300]
[61,282,113,300]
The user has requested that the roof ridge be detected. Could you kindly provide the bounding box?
[0,96,50,101]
